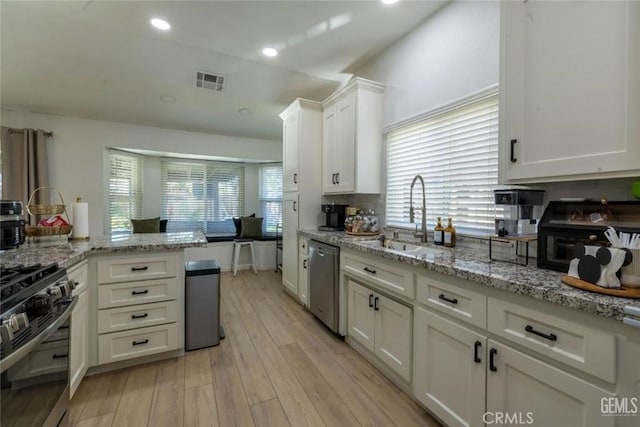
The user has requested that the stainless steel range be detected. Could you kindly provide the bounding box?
[0,263,77,427]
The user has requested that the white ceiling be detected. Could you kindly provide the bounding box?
[1,0,445,141]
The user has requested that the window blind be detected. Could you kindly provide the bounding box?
[386,93,499,235]
[161,159,244,233]
[108,150,143,234]
[259,164,283,234]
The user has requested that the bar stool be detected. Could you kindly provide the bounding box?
[232,238,257,277]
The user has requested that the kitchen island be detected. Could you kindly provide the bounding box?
[299,229,640,427]
[1,232,207,397]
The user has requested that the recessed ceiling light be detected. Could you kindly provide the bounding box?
[262,47,278,57]
[160,95,176,103]
[381,0,399,5]
[238,108,252,116]
[150,18,171,31]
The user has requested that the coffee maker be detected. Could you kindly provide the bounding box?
[319,204,348,231]
[494,189,545,236]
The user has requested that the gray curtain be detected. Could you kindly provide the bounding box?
[1,127,50,213]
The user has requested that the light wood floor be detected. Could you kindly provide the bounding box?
[70,270,441,427]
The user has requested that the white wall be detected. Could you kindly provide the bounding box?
[354,0,500,127]
[1,109,281,235]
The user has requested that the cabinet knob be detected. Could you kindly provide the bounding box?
[588,235,598,241]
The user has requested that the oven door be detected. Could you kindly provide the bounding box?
[1,298,77,427]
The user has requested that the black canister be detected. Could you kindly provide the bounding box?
[0,200,25,249]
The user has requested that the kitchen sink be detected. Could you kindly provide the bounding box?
[357,239,444,258]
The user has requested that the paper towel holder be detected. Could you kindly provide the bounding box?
[69,197,90,241]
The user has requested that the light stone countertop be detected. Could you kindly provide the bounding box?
[299,229,640,323]
[0,232,208,270]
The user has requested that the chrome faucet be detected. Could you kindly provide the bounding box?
[409,174,427,242]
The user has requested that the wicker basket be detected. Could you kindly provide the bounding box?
[24,224,73,237]
[24,186,72,238]
[26,187,67,216]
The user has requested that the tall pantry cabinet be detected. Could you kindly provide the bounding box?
[279,99,323,302]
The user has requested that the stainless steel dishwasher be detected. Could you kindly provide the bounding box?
[309,240,340,333]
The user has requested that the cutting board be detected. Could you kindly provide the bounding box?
[561,275,640,298]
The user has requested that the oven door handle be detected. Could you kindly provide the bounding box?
[0,297,77,373]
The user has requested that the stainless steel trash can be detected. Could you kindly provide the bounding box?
[185,260,224,351]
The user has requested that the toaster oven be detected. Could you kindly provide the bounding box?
[537,200,640,272]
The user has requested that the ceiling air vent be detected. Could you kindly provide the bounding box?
[195,71,226,93]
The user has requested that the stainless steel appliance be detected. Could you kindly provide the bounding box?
[318,204,348,231]
[185,260,224,351]
[0,263,77,427]
[309,240,340,333]
[538,200,640,272]
[494,189,545,236]
[0,200,26,250]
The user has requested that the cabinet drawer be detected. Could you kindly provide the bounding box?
[98,323,179,365]
[10,340,68,380]
[342,251,415,299]
[416,273,487,329]
[487,298,615,383]
[98,278,178,309]
[97,254,178,284]
[98,300,178,334]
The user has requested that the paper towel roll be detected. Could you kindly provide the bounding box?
[71,198,89,240]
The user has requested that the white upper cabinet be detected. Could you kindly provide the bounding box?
[499,0,640,183]
[280,99,322,192]
[322,78,384,194]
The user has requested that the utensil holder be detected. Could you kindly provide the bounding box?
[622,249,640,288]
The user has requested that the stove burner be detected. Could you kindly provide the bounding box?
[0,264,60,311]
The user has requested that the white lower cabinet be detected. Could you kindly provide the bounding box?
[347,280,412,380]
[95,252,181,366]
[414,307,486,427]
[486,340,614,427]
[298,253,309,306]
[414,305,615,427]
[70,289,89,397]
[69,261,89,398]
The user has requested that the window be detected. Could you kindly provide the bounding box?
[385,92,499,235]
[259,164,283,234]
[161,159,244,234]
[108,150,143,233]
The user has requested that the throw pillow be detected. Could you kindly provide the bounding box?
[131,217,160,234]
[233,213,255,236]
[240,217,263,239]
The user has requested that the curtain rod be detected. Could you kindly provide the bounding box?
[7,128,54,137]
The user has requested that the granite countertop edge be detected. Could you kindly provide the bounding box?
[0,232,208,270]
[299,230,640,322]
